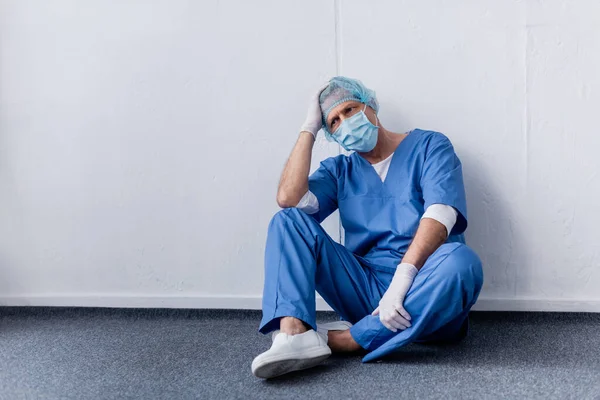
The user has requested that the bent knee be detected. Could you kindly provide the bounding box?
[436,243,483,284]
[269,207,319,231]
[271,207,310,222]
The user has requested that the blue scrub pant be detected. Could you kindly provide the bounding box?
[259,208,483,363]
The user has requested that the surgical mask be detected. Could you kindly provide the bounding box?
[331,105,379,152]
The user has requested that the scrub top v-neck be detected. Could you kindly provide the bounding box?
[369,152,395,183]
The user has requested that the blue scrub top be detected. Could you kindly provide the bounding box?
[307,129,468,271]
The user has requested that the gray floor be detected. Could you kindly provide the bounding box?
[1,308,599,400]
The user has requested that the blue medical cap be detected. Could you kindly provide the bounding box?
[319,76,379,134]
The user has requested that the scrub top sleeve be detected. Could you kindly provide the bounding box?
[307,158,339,223]
[420,133,468,235]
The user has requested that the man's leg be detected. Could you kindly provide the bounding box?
[348,242,484,363]
[259,208,381,336]
[253,208,381,377]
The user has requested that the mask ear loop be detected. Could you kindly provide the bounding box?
[363,103,378,127]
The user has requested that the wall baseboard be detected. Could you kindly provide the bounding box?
[1,294,600,312]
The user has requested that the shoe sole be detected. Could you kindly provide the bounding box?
[252,347,332,379]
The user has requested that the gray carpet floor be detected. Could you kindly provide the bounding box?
[0,308,599,400]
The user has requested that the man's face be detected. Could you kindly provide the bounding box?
[325,100,376,134]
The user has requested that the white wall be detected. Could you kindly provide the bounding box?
[1,0,599,311]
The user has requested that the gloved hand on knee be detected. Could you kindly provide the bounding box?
[372,263,418,332]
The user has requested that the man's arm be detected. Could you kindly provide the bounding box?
[276,84,327,208]
[276,132,315,208]
[402,217,448,270]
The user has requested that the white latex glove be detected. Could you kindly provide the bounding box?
[299,83,329,138]
[372,263,418,332]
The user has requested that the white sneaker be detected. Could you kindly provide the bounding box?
[270,320,353,342]
[251,330,331,379]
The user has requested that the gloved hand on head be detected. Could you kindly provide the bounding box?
[300,83,329,139]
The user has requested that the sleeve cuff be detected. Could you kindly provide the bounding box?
[421,203,458,237]
[295,190,320,214]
